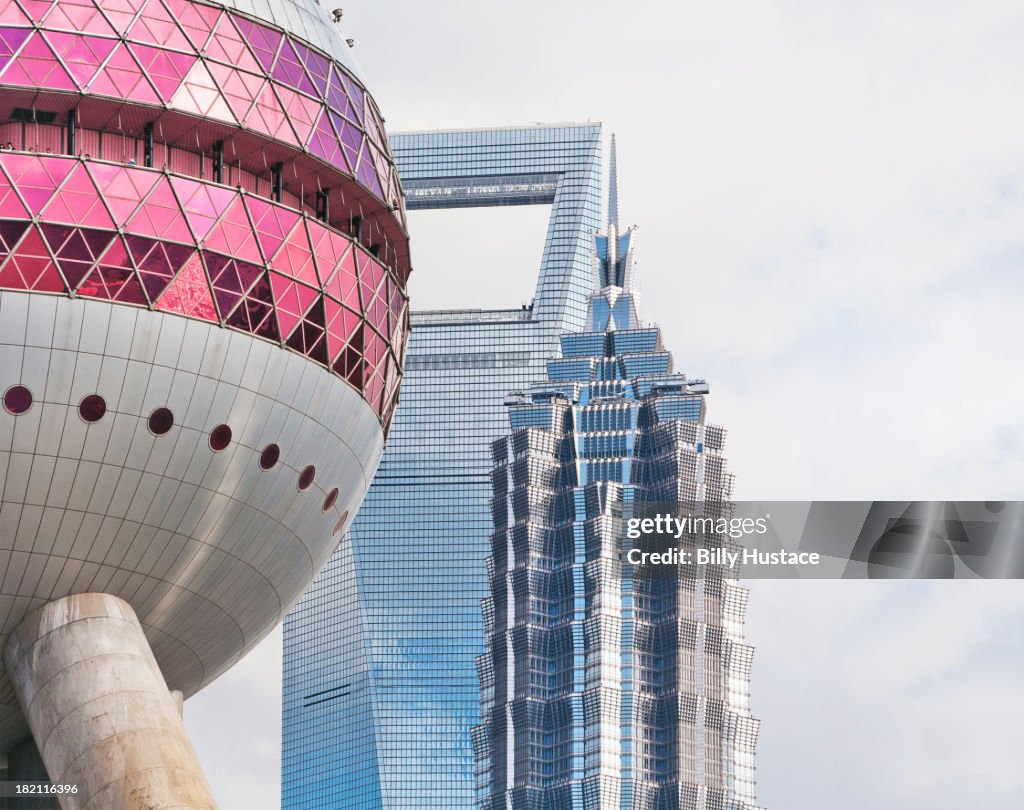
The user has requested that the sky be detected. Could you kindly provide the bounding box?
[186,2,1024,808]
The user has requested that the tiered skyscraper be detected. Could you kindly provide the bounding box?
[474,140,762,810]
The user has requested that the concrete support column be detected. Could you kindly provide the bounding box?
[2,594,217,810]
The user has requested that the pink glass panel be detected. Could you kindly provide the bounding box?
[340,72,365,125]
[355,141,384,199]
[0,5,30,24]
[127,0,192,52]
[296,42,329,98]
[285,298,328,364]
[205,14,261,73]
[3,155,75,215]
[202,197,262,263]
[208,63,263,124]
[245,197,298,262]
[356,248,385,310]
[246,82,296,144]
[0,220,30,255]
[124,176,190,242]
[269,272,318,337]
[88,42,161,104]
[96,0,148,31]
[0,165,30,219]
[324,298,359,363]
[128,235,195,300]
[86,163,158,223]
[0,31,76,90]
[128,42,194,101]
[365,284,389,337]
[307,110,345,172]
[307,224,350,287]
[157,251,217,322]
[324,68,353,121]
[77,238,147,305]
[15,1,56,23]
[43,225,113,289]
[334,115,362,174]
[231,15,281,73]
[39,163,115,229]
[43,1,116,36]
[0,29,32,74]
[0,226,64,292]
[324,245,359,309]
[272,38,315,96]
[225,273,277,341]
[271,223,318,287]
[204,252,264,317]
[170,177,238,243]
[161,0,218,51]
[276,85,320,145]
[171,60,235,123]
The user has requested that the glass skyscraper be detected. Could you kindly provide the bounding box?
[282,124,603,809]
[475,146,762,810]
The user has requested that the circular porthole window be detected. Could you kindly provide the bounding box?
[298,465,316,491]
[148,407,174,436]
[332,509,350,536]
[209,424,232,452]
[3,385,32,415]
[79,394,106,423]
[322,487,339,512]
[259,443,280,471]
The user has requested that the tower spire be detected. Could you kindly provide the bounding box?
[608,134,619,230]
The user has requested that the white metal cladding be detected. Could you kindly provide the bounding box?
[0,291,383,748]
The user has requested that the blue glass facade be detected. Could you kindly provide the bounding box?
[282,124,603,809]
[475,165,761,810]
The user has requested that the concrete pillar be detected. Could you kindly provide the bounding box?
[2,594,217,810]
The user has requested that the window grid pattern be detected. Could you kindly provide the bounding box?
[282,125,603,810]
[476,277,761,807]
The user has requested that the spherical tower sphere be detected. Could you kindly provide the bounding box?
[0,0,410,757]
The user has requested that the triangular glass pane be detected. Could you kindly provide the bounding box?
[204,251,263,317]
[3,154,76,215]
[272,38,315,96]
[0,31,76,90]
[324,67,353,121]
[307,109,345,171]
[231,15,281,73]
[270,221,317,286]
[124,176,190,241]
[94,0,147,31]
[285,297,328,364]
[170,177,237,243]
[86,162,157,223]
[160,0,218,51]
[225,270,277,341]
[127,0,192,51]
[208,63,263,124]
[171,60,235,124]
[128,42,194,101]
[245,197,299,262]
[308,224,349,287]
[0,220,31,253]
[0,3,31,24]
[157,251,217,321]
[0,225,64,292]
[276,85,320,145]
[77,238,147,305]
[245,82,296,144]
[44,1,116,37]
[296,42,329,98]
[205,13,261,72]
[324,298,360,363]
[39,163,115,229]
[201,196,261,263]
[88,42,160,105]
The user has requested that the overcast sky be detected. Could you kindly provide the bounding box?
[186,2,1024,808]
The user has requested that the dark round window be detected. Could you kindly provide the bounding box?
[298,465,316,491]
[79,394,106,423]
[209,423,232,452]
[332,509,350,536]
[148,407,174,436]
[323,487,339,512]
[259,443,280,471]
[3,385,33,415]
